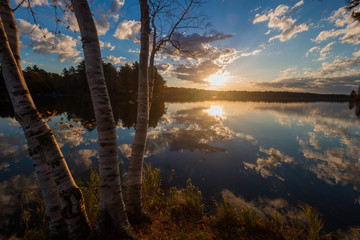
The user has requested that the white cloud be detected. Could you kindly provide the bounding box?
[63,13,79,33]
[119,144,132,159]
[291,0,304,10]
[240,49,263,57]
[305,46,320,57]
[318,57,360,76]
[314,7,360,45]
[95,0,125,35]
[14,0,48,6]
[72,56,83,64]
[253,2,308,42]
[245,147,293,180]
[17,19,80,62]
[156,63,173,76]
[113,20,141,41]
[104,55,126,65]
[317,41,336,61]
[74,149,97,170]
[279,67,298,78]
[100,40,115,51]
[128,48,140,53]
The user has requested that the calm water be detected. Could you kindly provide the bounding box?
[1,100,360,238]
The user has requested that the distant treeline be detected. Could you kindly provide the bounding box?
[0,61,166,102]
[161,87,350,102]
[0,64,351,103]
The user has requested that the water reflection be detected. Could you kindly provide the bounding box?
[1,100,360,236]
[0,173,39,238]
[243,147,293,181]
[146,105,256,155]
[204,105,225,120]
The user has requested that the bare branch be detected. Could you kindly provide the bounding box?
[12,0,26,12]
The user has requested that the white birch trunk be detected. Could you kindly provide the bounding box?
[148,50,155,107]
[126,0,151,225]
[148,24,156,106]
[0,2,67,238]
[70,1,133,238]
[0,17,89,240]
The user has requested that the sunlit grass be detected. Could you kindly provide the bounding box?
[13,165,360,240]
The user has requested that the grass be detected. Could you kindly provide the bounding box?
[11,164,360,240]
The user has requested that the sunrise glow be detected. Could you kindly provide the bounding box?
[204,71,229,88]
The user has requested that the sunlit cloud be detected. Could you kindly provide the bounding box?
[104,55,127,65]
[244,147,293,180]
[17,19,80,63]
[100,40,115,51]
[314,7,360,45]
[305,46,320,57]
[253,1,308,42]
[72,56,82,64]
[118,144,132,159]
[239,49,263,57]
[14,0,48,6]
[95,0,125,35]
[113,20,141,41]
[317,41,336,61]
[253,50,360,93]
[204,71,229,88]
[204,105,226,120]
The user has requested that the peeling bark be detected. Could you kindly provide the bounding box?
[70,1,134,238]
[0,15,89,240]
[126,0,152,225]
[0,2,67,238]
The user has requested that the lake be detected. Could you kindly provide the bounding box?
[1,99,360,238]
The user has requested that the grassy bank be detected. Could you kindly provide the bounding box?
[12,164,360,240]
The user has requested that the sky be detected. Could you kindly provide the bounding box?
[8,0,360,94]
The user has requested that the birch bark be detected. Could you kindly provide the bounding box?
[70,1,133,238]
[0,2,67,238]
[0,16,89,240]
[126,0,151,224]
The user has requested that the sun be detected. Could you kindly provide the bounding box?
[204,71,229,88]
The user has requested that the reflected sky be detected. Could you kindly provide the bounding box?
[1,101,360,237]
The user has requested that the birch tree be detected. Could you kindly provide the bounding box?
[148,0,205,105]
[0,2,90,239]
[125,0,152,224]
[0,2,68,238]
[125,0,204,224]
[70,1,134,238]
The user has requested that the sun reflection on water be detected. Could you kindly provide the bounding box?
[204,105,226,120]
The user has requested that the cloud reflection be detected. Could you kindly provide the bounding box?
[253,102,360,190]
[0,173,39,238]
[0,134,28,170]
[222,189,304,220]
[147,105,257,155]
[244,147,293,181]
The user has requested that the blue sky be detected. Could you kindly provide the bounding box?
[9,0,360,94]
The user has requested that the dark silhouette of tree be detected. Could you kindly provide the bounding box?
[346,0,360,20]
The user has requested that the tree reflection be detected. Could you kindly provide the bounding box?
[0,96,166,130]
[348,100,360,118]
